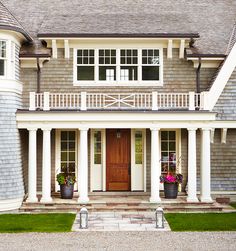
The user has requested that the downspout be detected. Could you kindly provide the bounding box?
[36,57,41,93]
[196,57,201,93]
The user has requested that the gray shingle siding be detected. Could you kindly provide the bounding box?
[20,48,216,108]
[214,67,236,120]
[0,92,24,200]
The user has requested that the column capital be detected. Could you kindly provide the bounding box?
[187,127,198,131]
[79,127,89,132]
[41,127,52,131]
[27,127,38,131]
[201,127,212,131]
[150,127,160,131]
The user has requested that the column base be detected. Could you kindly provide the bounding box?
[187,197,199,203]
[26,197,38,203]
[78,197,89,204]
[200,197,213,203]
[40,197,53,203]
[149,197,161,203]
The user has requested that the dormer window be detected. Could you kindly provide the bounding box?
[74,48,163,86]
[0,40,6,76]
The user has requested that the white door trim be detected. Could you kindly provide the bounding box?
[55,129,78,192]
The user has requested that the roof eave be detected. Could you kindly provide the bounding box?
[0,24,33,42]
[37,33,200,39]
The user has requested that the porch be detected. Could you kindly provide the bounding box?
[16,109,217,206]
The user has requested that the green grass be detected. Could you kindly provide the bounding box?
[230,203,236,209]
[165,213,236,231]
[0,213,76,233]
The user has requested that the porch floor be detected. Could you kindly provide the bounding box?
[20,193,232,213]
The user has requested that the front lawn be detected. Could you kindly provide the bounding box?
[0,213,75,233]
[165,213,236,231]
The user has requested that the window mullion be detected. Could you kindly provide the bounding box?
[138,49,142,83]
[95,49,99,82]
[116,49,120,82]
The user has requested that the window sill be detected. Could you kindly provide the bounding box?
[73,81,163,87]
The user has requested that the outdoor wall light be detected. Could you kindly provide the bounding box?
[79,206,88,229]
[155,207,164,228]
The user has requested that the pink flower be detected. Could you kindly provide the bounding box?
[165,175,176,183]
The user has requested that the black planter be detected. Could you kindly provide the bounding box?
[60,184,74,199]
[164,183,178,199]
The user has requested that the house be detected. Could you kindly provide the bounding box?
[0,0,236,211]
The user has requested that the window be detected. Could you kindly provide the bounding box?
[0,41,6,76]
[161,131,176,174]
[135,131,143,164]
[60,131,76,176]
[77,49,95,80]
[74,48,162,85]
[99,49,116,81]
[120,49,138,81]
[142,49,160,81]
[94,131,102,164]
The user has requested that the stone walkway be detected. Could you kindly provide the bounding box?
[72,211,170,231]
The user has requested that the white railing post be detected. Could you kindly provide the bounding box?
[188,91,195,110]
[29,92,36,111]
[152,91,158,110]
[201,91,209,110]
[43,92,50,111]
[81,92,87,110]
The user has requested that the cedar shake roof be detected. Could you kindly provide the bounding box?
[0,2,32,41]
[1,0,236,56]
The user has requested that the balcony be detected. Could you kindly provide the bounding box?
[29,91,209,111]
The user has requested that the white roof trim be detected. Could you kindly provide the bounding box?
[208,42,236,110]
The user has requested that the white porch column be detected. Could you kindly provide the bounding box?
[200,128,213,202]
[150,128,161,203]
[187,128,199,202]
[41,128,52,203]
[26,128,38,202]
[78,128,89,203]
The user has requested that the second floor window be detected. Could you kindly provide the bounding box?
[75,48,162,84]
[77,49,94,81]
[0,41,6,76]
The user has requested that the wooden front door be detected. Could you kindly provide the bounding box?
[106,129,131,191]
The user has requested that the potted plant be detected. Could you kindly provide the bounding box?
[56,170,76,199]
[160,173,183,199]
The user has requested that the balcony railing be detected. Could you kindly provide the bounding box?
[29,91,209,111]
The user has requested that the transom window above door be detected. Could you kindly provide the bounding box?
[74,48,163,86]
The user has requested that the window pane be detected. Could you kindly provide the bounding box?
[61,162,67,173]
[0,41,6,58]
[135,131,142,164]
[99,66,116,81]
[69,152,75,161]
[135,153,142,165]
[69,142,75,151]
[169,131,176,140]
[77,50,82,56]
[161,142,168,151]
[69,131,75,140]
[68,163,75,173]
[61,131,68,140]
[61,142,67,151]
[161,131,168,140]
[94,131,101,141]
[142,66,159,81]
[161,162,168,173]
[61,152,67,161]
[120,49,138,65]
[77,66,94,80]
[0,59,4,76]
[94,142,101,153]
[169,142,176,151]
[120,66,137,81]
[94,154,101,164]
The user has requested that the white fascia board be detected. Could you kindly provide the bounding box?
[208,42,236,111]
[16,111,216,129]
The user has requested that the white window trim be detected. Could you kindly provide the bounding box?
[73,47,163,87]
[55,129,78,192]
[131,129,146,192]
[159,129,182,190]
[90,129,106,192]
[0,40,7,78]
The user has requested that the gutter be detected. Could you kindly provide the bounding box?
[36,58,41,93]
